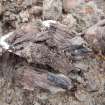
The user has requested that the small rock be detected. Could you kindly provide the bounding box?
[43,0,62,20]
[20,68,73,94]
[74,62,89,72]
[63,0,84,13]
[4,89,14,104]
[75,89,96,105]
[75,89,89,102]
[84,19,105,54]
[70,36,86,46]
[0,22,2,36]
[0,78,5,89]
[20,10,30,22]
[0,47,2,56]
[10,14,16,21]
[69,73,84,84]
[0,3,3,15]
[0,32,14,50]
[69,36,92,57]
[24,0,32,7]
[68,67,85,84]
[42,20,57,28]
[17,0,24,5]
[48,73,73,90]
[62,14,76,28]
[84,69,100,92]
[86,79,98,92]
[30,6,42,16]
[32,0,43,5]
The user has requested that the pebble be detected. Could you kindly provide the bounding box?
[0,3,2,15]
[20,10,30,22]
[63,0,84,13]
[74,62,89,72]
[30,6,42,16]
[62,14,76,28]
[70,36,86,46]
[43,0,62,20]
[24,0,32,7]
[75,89,89,102]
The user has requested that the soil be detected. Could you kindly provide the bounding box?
[0,0,105,105]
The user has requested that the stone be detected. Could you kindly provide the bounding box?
[0,47,2,56]
[19,10,30,22]
[84,19,105,54]
[63,0,84,13]
[30,6,42,16]
[17,0,24,5]
[75,89,96,105]
[0,3,3,15]
[75,89,89,102]
[84,67,101,92]
[18,67,73,94]
[62,14,76,28]
[43,0,62,20]
[0,32,14,50]
[0,22,2,36]
[74,62,89,72]
[24,0,32,7]
[70,36,86,46]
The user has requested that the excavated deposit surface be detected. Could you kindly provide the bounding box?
[0,0,105,105]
